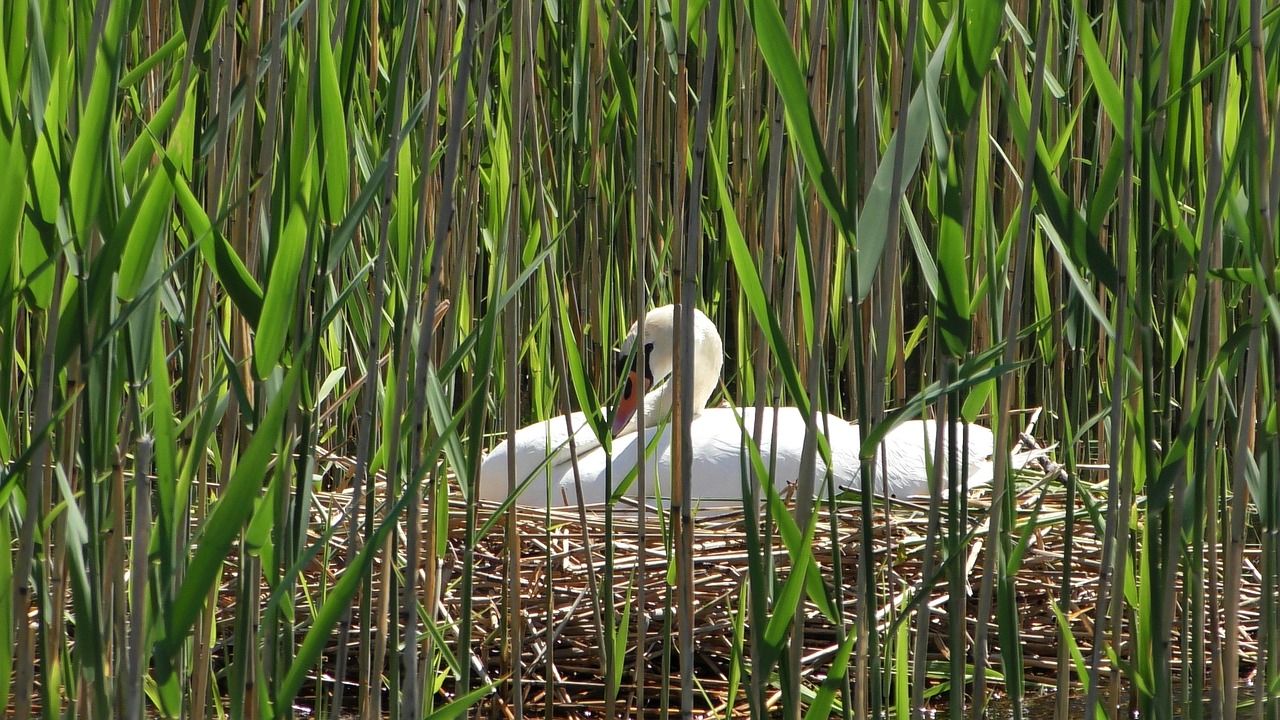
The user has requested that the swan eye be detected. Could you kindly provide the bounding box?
[612,341,654,389]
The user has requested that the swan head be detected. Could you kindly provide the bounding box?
[611,305,724,436]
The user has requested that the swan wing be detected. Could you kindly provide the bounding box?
[557,408,864,506]
[556,425,671,505]
[477,411,604,505]
[858,420,996,497]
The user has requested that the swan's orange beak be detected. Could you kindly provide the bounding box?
[612,371,645,436]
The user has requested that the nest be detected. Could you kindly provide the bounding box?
[241,436,1263,718]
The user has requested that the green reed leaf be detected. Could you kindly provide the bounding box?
[936,154,973,357]
[253,201,308,377]
[1072,0,1126,137]
[0,131,26,286]
[803,630,854,720]
[711,136,810,417]
[154,363,302,711]
[68,0,131,240]
[945,0,1004,127]
[758,511,817,677]
[746,0,852,235]
[316,3,348,223]
[856,27,952,301]
[162,152,264,324]
[120,71,187,186]
[117,168,177,301]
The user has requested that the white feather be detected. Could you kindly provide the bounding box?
[478,307,1011,507]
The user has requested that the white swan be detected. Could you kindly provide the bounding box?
[477,306,1001,507]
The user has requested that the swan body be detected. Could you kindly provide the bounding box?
[480,410,996,505]
[478,306,1004,507]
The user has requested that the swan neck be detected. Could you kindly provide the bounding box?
[637,314,723,429]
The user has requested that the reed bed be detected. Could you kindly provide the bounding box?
[3,0,1278,718]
